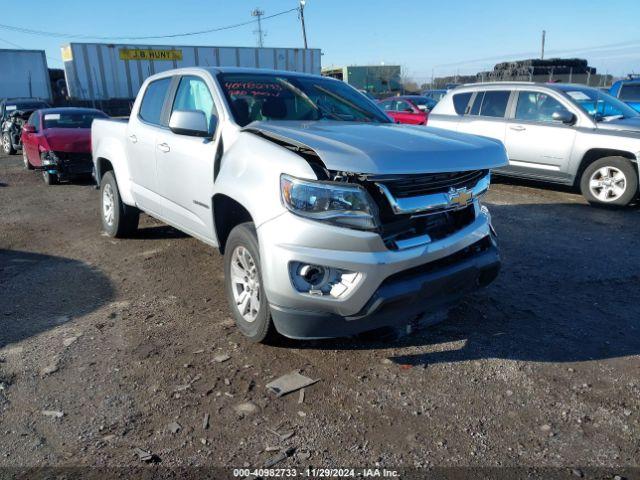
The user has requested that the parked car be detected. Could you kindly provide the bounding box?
[378,96,435,125]
[21,107,108,185]
[92,67,507,342]
[429,82,640,206]
[422,89,448,103]
[609,78,640,113]
[1,98,50,154]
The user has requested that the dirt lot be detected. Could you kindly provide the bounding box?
[1,152,639,476]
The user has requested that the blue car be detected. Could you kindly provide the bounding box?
[609,79,640,113]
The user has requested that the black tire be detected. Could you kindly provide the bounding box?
[42,170,58,185]
[580,156,638,206]
[99,171,139,237]
[224,222,276,343]
[2,132,16,155]
[23,150,33,170]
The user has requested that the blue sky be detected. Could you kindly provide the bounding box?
[2,0,639,83]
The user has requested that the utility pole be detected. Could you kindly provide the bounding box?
[252,8,265,48]
[541,30,546,60]
[299,0,308,49]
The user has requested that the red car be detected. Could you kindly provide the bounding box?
[378,95,437,125]
[21,107,108,185]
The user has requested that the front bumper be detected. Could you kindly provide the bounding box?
[258,201,500,339]
[270,239,499,339]
[44,153,93,177]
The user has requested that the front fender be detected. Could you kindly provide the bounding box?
[213,132,317,229]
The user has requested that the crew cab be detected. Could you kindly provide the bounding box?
[92,67,507,342]
[429,82,640,206]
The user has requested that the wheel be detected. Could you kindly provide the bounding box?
[580,156,638,206]
[23,150,33,170]
[224,222,276,343]
[100,171,139,237]
[2,132,16,155]
[42,170,59,185]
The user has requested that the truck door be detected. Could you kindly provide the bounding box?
[126,76,173,216]
[155,74,220,240]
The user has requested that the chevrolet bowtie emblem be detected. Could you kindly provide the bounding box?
[447,187,472,208]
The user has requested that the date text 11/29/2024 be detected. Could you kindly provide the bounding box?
[232,468,400,477]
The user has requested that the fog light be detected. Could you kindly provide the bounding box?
[289,262,362,298]
[299,264,327,286]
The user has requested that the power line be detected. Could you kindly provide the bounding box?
[0,36,62,65]
[0,35,24,49]
[435,39,640,69]
[0,8,298,41]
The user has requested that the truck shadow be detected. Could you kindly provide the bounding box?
[134,225,189,240]
[282,201,640,365]
[0,250,115,349]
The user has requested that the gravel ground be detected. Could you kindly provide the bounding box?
[0,152,639,476]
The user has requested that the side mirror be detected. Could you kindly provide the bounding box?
[552,110,576,125]
[169,110,212,137]
[23,124,36,134]
[416,104,429,112]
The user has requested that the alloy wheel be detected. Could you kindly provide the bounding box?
[589,166,627,202]
[229,246,261,323]
[102,183,115,226]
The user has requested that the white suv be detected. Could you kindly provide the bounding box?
[429,82,640,206]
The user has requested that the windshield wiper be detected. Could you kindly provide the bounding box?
[600,114,625,122]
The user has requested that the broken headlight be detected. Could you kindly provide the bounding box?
[280,174,378,230]
[40,151,59,166]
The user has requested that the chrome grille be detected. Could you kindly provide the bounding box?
[372,169,488,198]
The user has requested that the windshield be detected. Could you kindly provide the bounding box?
[558,85,639,121]
[619,84,640,102]
[43,111,107,129]
[218,73,390,127]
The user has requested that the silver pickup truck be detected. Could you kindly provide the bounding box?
[429,82,640,206]
[92,67,507,342]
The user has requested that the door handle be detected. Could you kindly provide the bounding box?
[128,134,137,143]
[157,142,170,153]
[509,125,526,132]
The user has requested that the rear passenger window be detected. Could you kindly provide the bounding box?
[452,92,472,115]
[139,77,172,125]
[479,91,510,117]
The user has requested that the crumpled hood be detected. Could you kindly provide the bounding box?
[42,128,92,152]
[245,120,508,174]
